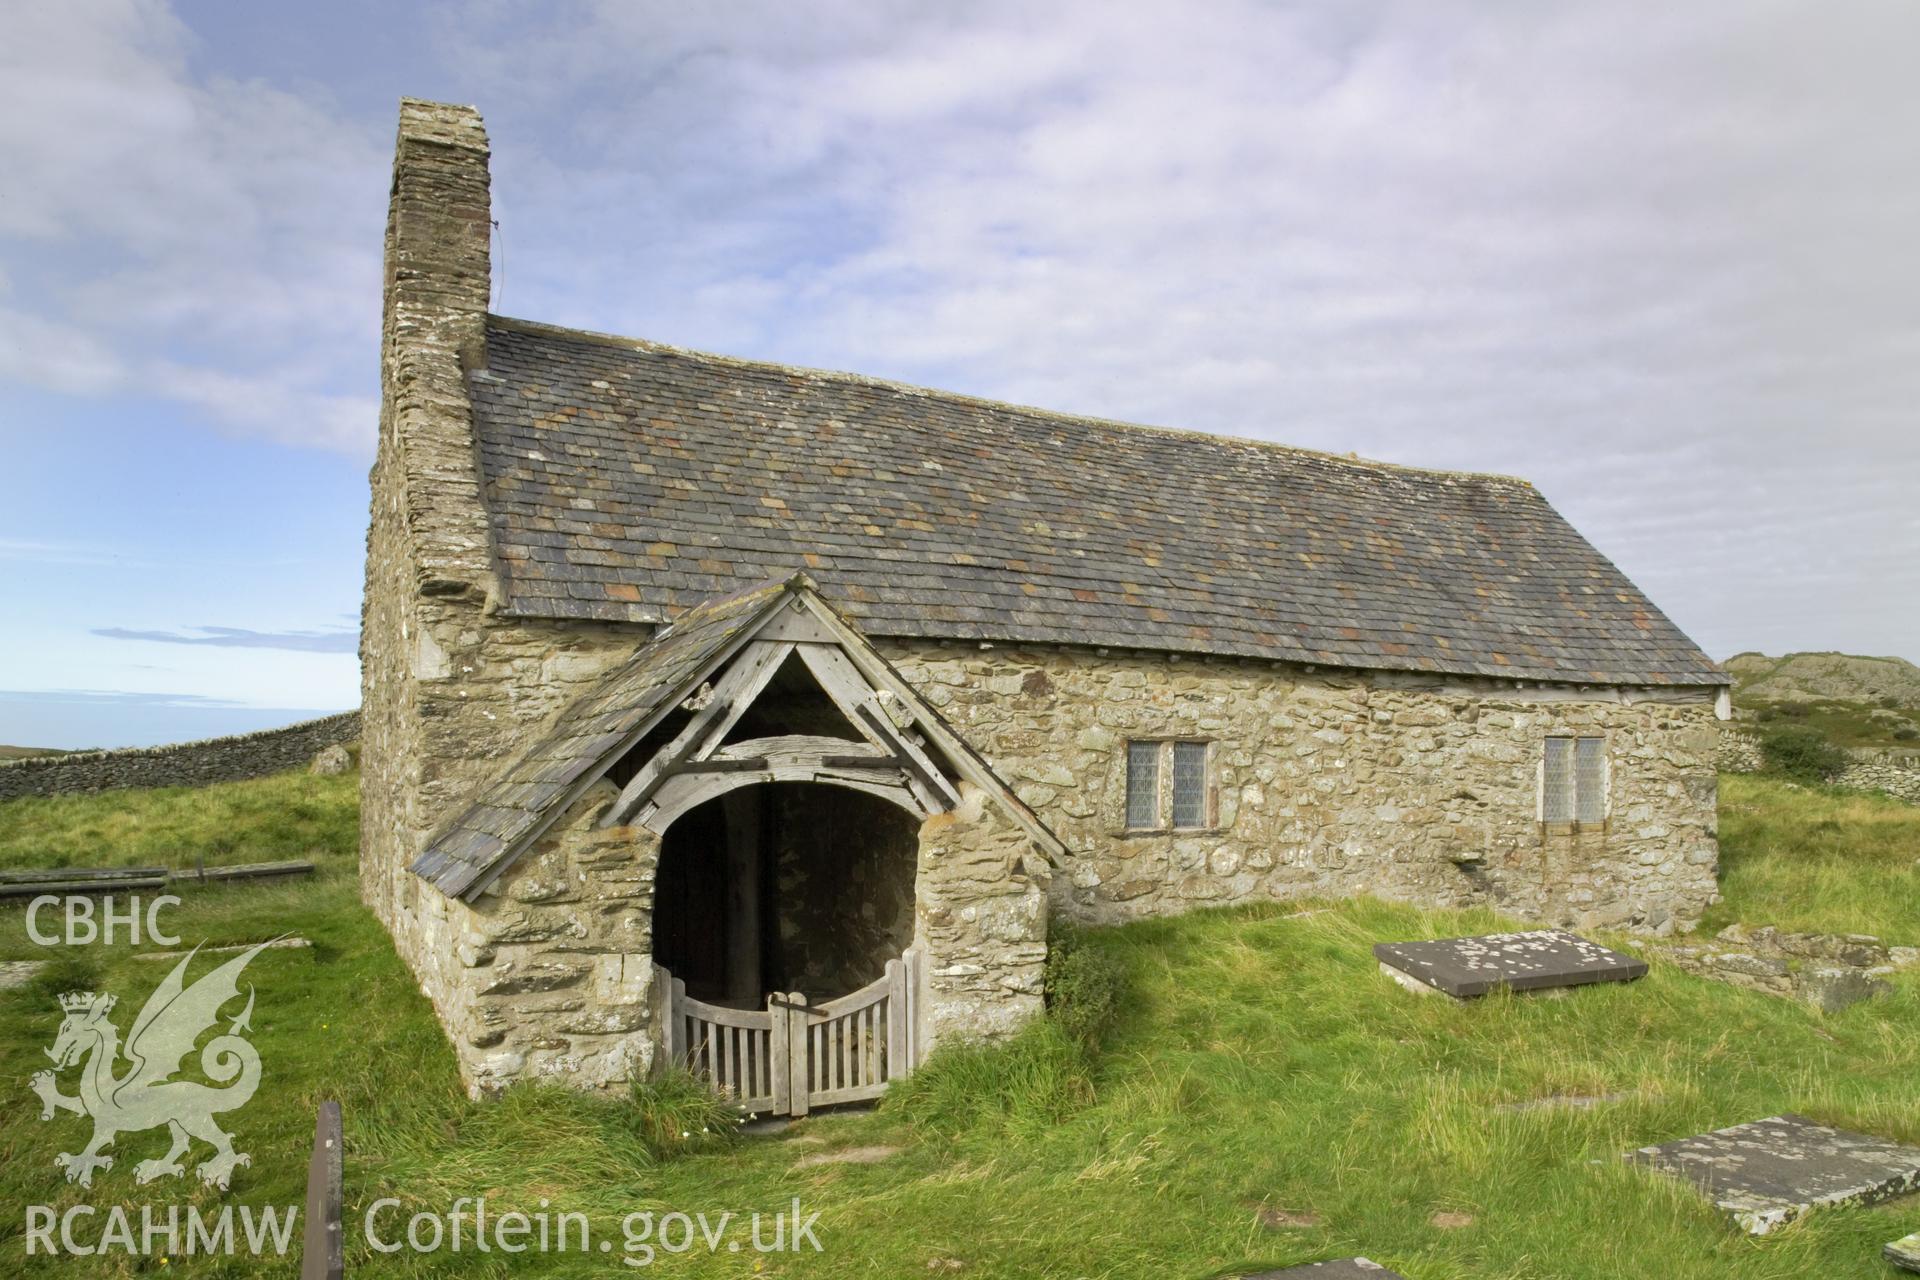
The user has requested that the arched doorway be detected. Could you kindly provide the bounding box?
[647,773,930,1117]
[651,781,919,1007]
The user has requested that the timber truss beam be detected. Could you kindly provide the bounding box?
[601,596,965,834]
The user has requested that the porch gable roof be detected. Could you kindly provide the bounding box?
[411,574,1062,900]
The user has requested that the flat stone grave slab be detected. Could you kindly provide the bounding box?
[1629,1114,1920,1235]
[1244,1262,1406,1279]
[1373,929,1646,998]
[1888,1230,1920,1273]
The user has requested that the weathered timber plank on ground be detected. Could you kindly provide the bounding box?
[1244,1260,1407,1278]
[168,859,316,884]
[0,876,168,898]
[0,866,170,883]
[301,1100,344,1280]
[0,859,313,897]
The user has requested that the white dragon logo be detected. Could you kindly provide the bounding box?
[30,940,269,1190]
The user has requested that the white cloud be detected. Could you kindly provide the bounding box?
[0,307,126,395]
[0,0,385,451]
[2,0,1915,664]
[446,0,1920,659]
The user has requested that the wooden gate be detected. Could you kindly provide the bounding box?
[654,950,921,1116]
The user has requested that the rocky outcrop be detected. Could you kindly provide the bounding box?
[310,743,353,776]
[1725,651,1920,709]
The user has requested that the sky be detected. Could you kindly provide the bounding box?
[2,0,1916,748]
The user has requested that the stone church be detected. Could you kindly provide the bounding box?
[362,100,1728,1106]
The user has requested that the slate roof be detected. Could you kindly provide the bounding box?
[411,579,787,897]
[469,316,1726,687]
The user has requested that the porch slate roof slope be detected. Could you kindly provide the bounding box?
[411,578,787,898]
[468,315,1727,688]
[413,575,1066,901]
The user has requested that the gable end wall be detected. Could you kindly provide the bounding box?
[360,101,642,1064]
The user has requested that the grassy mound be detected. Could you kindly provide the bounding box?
[0,770,1913,1276]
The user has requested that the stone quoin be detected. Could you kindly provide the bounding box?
[359,99,1730,1101]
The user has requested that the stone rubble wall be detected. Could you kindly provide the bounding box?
[885,642,1722,936]
[913,782,1050,1048]
[1715,727,1920,803]
[1658,923,1918,1013]
[1714,728,1766,773]
[398,780,665,1095]
[767,785,918,996]
[1836,759,1920,805]
[358,98,640,938]
[0,712,360,801]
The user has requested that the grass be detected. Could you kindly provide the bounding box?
[0,768,1915,1277]
[1708,773,1920,944]
[0,770,357,869]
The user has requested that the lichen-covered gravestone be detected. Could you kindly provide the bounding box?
[1887,1231,1920,1273]
[1630,1114,1920,1235]
[1244,1261,1407,1278]
[1374,929,1646,999]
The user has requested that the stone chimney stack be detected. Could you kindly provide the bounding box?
[383,99,492,360]
[362,99,499,926]
[373,98,496,601]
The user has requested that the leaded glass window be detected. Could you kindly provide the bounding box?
[1542,737,1574,822]
[1125,741,1161,828]
[1171,741,1208,828]
[1543,735,1607,824]
[1574,736,1607,823]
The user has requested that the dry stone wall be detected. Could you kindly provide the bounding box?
[884,642,1721,936]
[1714,728,1766,773]
[1836,759,1920,805]
[0,712,360,800]
[1715,727,1920,804]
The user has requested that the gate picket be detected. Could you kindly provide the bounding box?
[657,950,919,1116]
